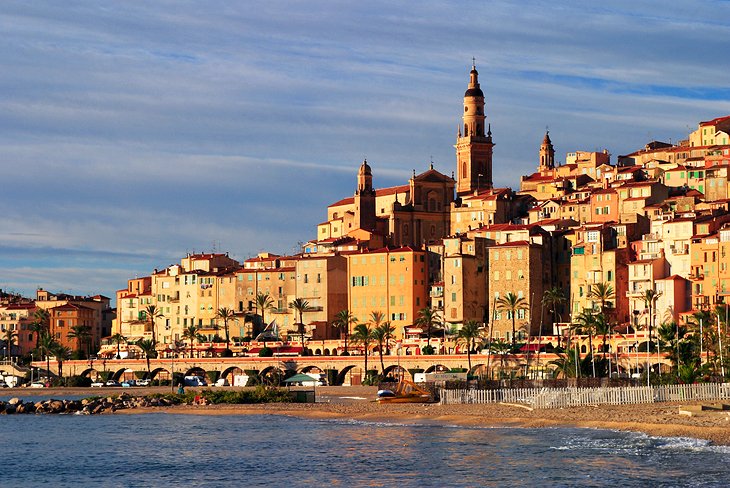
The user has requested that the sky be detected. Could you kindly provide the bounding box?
[1,1,730,303]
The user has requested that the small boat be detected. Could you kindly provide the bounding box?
[376,379,433,403]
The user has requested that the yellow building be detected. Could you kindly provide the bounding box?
[346,247,429,340]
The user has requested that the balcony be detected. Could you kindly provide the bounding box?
[670,245,689,255]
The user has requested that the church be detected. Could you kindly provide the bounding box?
[315,64,517,251]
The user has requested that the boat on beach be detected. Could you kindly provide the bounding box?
[376,379,433,403]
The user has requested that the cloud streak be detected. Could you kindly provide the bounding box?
[1,1,729,301]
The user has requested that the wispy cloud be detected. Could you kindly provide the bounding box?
[1,0,729,300]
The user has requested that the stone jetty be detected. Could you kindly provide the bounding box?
[0,394,180,415]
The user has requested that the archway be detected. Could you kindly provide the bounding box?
[185,366,207,378]
[300,365,324,374]
[323,348,330,356]
[260,366,285,386]
[382,365,410,382]
[149,367,172,382]
[111,368,127,381]
[469,363,488,377]
[424,364,449,374]
[220,366,244,385]
[336,365,359,386]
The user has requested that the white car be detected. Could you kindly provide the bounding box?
[0,380,9,388]
[29,381,46,388]
[90,381,105,387]
[137,379,151,386]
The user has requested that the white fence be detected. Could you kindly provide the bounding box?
[438,383,730,409]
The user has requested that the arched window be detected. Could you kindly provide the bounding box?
[462,162,467,179]
[464,124,469,137]
[403,224,409,236]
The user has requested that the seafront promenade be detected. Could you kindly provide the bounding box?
[30,350,673,385]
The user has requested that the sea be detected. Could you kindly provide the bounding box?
[3,413,729,487]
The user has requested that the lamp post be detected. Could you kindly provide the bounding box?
[30,352,34,384]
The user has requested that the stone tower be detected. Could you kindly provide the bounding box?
[354,159,376,231]
[455,63,494,194]
[539,130,555,172]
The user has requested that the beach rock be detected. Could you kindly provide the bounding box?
[49,400,65,413]
[8,397,20,405]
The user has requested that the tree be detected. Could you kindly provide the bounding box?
[37,331,57,382]
[255,292,275,335]
[573,311,598,377]
[489,338,512,379]
[542,287,566,336]
[216,307,236,352]
[415,307,442,353]
[457,320,484,372]
[371,321,395,376]
[588,282,615,315]
[182,325,200,358]
[136,338,157,378]
[643,289,663,377]
[496,292,529,350]
[333,309,358,355]
[289,298,311,354]
[110,333,126,360]
[351,322,375,383]
[67,324,92,359]
[2,327,18,361]
[548,346,593,379]
[144,305,164,345]
[30,308,50,349]
[50,342,71,381]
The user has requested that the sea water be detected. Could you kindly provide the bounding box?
[3,413,729,487]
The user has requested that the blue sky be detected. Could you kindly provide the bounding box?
[1,1,729,302]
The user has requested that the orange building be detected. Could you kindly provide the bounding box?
[346,247,429,340]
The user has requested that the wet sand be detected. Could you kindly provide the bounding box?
[4,386,730,445]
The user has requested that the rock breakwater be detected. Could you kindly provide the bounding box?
[0,394,179,415]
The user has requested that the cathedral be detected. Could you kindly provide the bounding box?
[316,64,508,250]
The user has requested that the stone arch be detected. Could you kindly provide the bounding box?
[299,365,323,374]
[382,365,410,381]
[79,368,96,378]
[111,368,127,381]
[314,349,322,355]
[149,367,172,380]
[424,364,449,374]
[220,366,244,383]
[323,348,330,356]
[185,366,207,378]
[336,365,358,386]
[260,366,285,386]
[469,363,488,377]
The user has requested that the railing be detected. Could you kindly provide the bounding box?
[439,383,730,409]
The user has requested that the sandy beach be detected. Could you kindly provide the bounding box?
[4,386,730,445]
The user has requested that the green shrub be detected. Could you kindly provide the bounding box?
[421,345,435,355]
[258,347,273,357]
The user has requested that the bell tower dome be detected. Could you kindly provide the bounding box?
[455,61,494,194]
[539,130,555,172]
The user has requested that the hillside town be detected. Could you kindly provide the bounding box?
[2,65,730,382]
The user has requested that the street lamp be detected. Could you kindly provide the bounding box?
[30,352,34,384]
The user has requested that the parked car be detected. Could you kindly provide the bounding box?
[214,378,229,387]
[136,379,151,387]
[29,381,46,388]
[90,381,105,387]
[105,380,121,387]
[0,380,9,388]
[121,379,137,387]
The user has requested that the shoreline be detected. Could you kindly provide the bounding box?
[5,386,730,445]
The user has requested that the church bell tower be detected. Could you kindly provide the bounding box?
[455,62,494,194]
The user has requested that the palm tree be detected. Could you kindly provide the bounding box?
[351,322,375,382]
[110,333,126,360]
[496,292,529,350]
[542,287,566,337]
[50,342,71,381]
[144,305,164,345]
[415,307,442,353]
[371,321,395,376]
[67,324,92,358]
[136,338,157,377]
[573,311,598,377]
[643,289,663,376]
[588,282,615,315]
[489,338,512,379]
[289,298,311,354]
[255,292,275,335]
[216,307,236,351]
[2,327,18,361]
[548,346,592,379]
[30,308,50,349]
[333,309,358,355]
[182,325,200,358]
[37,331,57,382]
[457,320,484,372]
